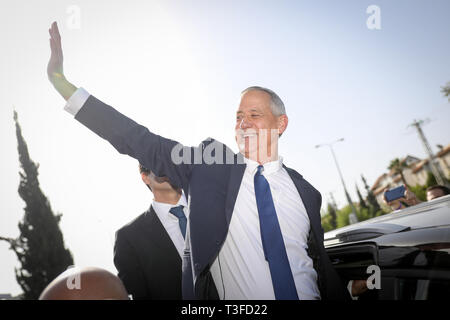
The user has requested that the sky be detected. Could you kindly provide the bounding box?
[1,0,449,296]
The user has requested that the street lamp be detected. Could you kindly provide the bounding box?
[315,138,358,224]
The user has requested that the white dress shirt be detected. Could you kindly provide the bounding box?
[64,88,320,299]
[151,193,189,258]
[210,157,320,300]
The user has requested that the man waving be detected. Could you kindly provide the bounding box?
[47,21,349,300]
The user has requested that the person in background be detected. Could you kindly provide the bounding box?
[384,184,449,211]
[426,185,450,201]
[39,266,129,300]
[113,165,188,300]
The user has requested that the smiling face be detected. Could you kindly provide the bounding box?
[235,89,288,163]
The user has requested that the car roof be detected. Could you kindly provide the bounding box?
[324,194,450,245]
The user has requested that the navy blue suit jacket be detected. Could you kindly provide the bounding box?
[75,95,350,300]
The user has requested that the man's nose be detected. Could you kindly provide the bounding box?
[240,118,253,129]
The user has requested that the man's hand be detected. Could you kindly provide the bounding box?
[47,21,77,101]
[383,185,421,211]
[47,21,64,83]
[351,279,368,297]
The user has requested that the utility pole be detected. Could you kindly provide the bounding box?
[316,138,358,224]
[409,119,446,186]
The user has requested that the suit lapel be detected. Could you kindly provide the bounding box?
[224,153,246,225]
[142,206,181,260]
[284,165,322,238]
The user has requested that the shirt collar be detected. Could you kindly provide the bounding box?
[151,190,188,218]
[243,156,284,176]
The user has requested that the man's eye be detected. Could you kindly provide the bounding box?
[251,114,260,118]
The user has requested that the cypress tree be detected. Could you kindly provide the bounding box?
[327,203,337,230]
[356,183,368,210]
[0,111,73,299]
[361,174,381,214]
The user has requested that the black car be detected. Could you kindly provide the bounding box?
[324,194,450,300]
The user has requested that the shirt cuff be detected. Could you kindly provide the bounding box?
[347,280,358,300]
[64,87,90,116]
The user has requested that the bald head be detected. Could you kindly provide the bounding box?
[39,266,129,300]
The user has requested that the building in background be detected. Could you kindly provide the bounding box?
[371,144,450,205]
[436,144,450,176]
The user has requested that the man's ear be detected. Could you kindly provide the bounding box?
[278,115,288,137]
[141,172,151,186]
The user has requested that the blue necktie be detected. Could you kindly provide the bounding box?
[254,165,299,300]
[169,205,187,239]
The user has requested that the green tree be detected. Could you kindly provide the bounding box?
[328,203,337,230]
[321,215,333,233]
[321,203,338,232]
[409,184,427,202]
[356,207,373,222]
[425,170,438,187]
[388,158,409,186]
[336,205,352,228]
[0,112,73,299]
[441,81,450,102]
[356,183,368,210]
[361,174,381,214]
[336,204,376,228]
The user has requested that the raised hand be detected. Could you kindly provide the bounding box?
[47,21,64,83]
[383,185,420,211]
[47,21,77,100]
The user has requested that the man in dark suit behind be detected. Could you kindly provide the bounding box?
[114,165,189,300]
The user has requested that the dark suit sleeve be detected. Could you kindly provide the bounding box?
[74,95,195,190]
[113,230,147,300]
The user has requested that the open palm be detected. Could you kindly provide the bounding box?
[47,21,64,82]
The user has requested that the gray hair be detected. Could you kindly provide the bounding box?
[241,86,286,116]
